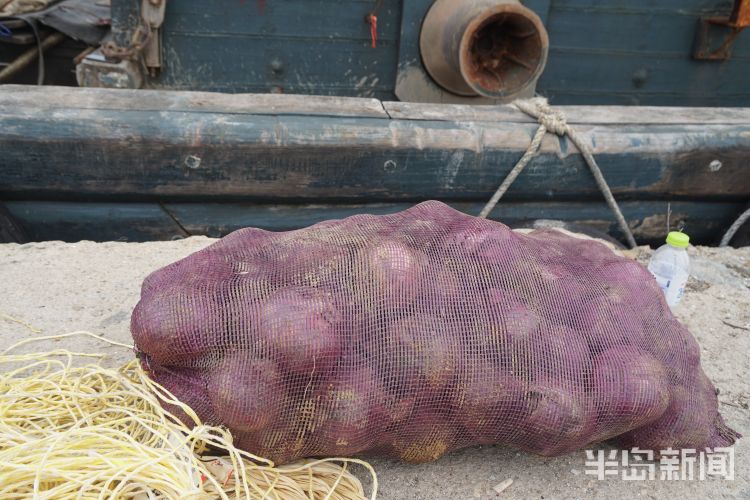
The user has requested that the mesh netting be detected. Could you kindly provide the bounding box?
[131,201,739,464]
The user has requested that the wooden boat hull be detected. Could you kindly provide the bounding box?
[0,86,748,244]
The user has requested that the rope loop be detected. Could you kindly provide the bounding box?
[480,97,638,248]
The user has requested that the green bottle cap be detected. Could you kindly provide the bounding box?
[666,231,689,248]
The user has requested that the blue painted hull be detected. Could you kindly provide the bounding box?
[0,86,747,244]
[105,0,750,107]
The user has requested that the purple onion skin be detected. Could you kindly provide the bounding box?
[234,423,304,466]
[485,288,540,344]
[590,346,670,440]
[579,296,647,356]
[258,287,342,375]
[513,376,595,456]
[616,384,710,452]
[391,407,457,463]
[366,241,424,308]
[144,363,216,427]
[521,326,592,385]
[452,359,527,444]
[616,369,739,452]
[307,365,388,457]
[646,319,701,384]
[208,352,287,433]
[383,315,460,394]
[132,293,224,365]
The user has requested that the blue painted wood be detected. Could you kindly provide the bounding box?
[3,86,746,243]
[537,1,750,105]
[4,202,187,242]
[157,0,402,98]
[2,104,749,201]
[138,0,750,106]
[539,51,750,103]
[160,35,398,97]
[545,4,748,57]
[111,0,141,46]
[4,200,743,245]
[165,200,743,245]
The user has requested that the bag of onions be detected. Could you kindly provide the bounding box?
[132,201,739,464]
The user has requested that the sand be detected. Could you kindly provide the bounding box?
[1,238,748,499]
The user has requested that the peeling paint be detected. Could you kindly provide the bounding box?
[441,150,464,188]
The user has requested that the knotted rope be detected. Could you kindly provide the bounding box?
[479,97,637,249]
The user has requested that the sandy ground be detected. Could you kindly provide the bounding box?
[0,238,748,499]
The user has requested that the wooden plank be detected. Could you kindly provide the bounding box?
[528,90,750,108]
[4,202,187,242]
[166,200,742,244]
[551,0,717,11]
[158,34,398,98]
[545,2,750,58]
[383,102,750,125]
[4,200,743,245]
[537,49,750,107]
[1,89,748,201]
[98,0,750,107]
[0,203,27,243]
[0,85,388,118]
[153,0,401,98]
[164,0,402,42]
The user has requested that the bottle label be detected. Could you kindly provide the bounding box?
[650,269,688,307]
[653,274,671,292]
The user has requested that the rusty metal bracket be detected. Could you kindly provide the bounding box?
[693,0,749,60]
[101,22,151,60]
[84,0,166,88]
[99,0,164,74]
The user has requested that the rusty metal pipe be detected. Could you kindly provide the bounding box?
[420,0,549,100]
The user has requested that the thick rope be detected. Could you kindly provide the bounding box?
[719,207,750,247]
[479,98,638,249]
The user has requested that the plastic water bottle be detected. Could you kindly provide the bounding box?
[648,231,690,308]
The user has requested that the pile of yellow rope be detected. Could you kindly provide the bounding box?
[0,332,377,499]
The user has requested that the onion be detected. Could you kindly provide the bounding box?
[258,287,341,375]
[579,296,646,356]
[366,240,424,308]
[391,407,456,463]
[145,363,215,427]
[485,288,540,344]
[308,366,386,457]
[590,346,670,440]
[646,318,701,383]
[523,326,592,385]
[383,315,460,394]
[452,359,527,443]
[132,291,225,365]
[515,376,594,455]
[615,382,714,451]
[208,352,287,433]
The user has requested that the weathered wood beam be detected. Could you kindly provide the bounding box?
[5,200,743,245]
[0,86,748,202]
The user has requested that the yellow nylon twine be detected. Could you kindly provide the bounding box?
[0,331,377,499]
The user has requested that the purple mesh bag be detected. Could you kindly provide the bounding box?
[131,201,739,464]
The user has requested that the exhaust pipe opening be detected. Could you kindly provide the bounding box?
[420,0,549,101]
[462,9,546,98]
